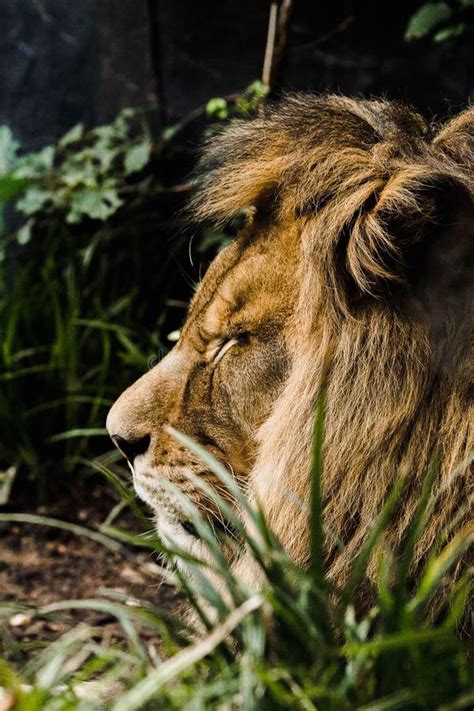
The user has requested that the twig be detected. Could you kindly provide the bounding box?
[290,15,354,56]
[273,0,294,85]
[166,299,188,308]
[262,0,294,90]
[167,92,241,136]
[262,3,278,87]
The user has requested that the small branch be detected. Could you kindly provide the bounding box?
[273,0,294,85]
[262,3,278,87]
[166,299,188,308]
[290,15,354,56]
[262,0,294,90]
[168,92,241,135]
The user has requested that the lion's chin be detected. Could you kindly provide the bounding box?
[156,512,201,549]
[132,463,240,571]
[129,464,207,562]
[131,462,192,517]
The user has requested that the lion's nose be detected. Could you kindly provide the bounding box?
[110,434,150,465]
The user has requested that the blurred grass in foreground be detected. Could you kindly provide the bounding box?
[1,407,472,710]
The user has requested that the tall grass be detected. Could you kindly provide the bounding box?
[1,422,472,710]
[0,113,199,495]
[0,221,159,492]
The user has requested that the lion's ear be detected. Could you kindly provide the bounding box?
[433,106,474,164]
[315,163,473,311]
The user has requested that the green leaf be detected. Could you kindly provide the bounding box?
[356,690,419,710]
[111,595,263,711]
[394,458,439,604]
[16,219,33,245]
[0,466,16,505]
[95,139,118,172]
[0,126,20,174]
[15,144,54,178]
[124,138,152,175]
[245,79,270,102]
[59,122,84,148]
[405,2,451,40]
[409,527,474,613]
[206,98,229,120]
[342,478,405,603]
[59,159,97,188]
[113,108,136,140]
[434,22,466,41]
[162,123,182,142]
[0,174,27,204]
[16,185,49,215]
[67,186,123,223]
[235,80,270,117]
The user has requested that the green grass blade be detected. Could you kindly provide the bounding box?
[395,457,439,605]
[342,478,405,604]
[357,689,418,710]
[47,427,108,442]
[408,525,474,615]
[342,627,453,656]
[111,595,263,711]
[165,426,257,523]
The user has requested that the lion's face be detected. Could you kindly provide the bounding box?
[106,221,300,552]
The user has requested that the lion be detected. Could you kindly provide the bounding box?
[106,94,473,596]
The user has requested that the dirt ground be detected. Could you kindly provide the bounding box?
[0,484,178,663]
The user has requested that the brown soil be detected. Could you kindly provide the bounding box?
[0,485,178,663]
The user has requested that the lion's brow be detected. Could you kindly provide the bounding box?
[181,250,243,339]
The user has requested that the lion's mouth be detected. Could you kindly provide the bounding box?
[131,464,240,545]
[180,520,199,538]
[179,517,239,542]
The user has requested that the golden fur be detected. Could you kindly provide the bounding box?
[107,94,473,592]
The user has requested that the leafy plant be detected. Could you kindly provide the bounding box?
[206,80,270,122]
[1,109,154,245]
[0,81,270,498]
[0,110,184,494]
[406,1,474,42]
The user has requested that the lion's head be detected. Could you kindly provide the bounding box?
[107,95,473,583]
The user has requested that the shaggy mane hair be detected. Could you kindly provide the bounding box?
[193,95,473,593]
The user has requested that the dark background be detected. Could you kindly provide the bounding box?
[1,0,473,152]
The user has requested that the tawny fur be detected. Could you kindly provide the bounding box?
[193,94,473,585]
[108,94,473,605]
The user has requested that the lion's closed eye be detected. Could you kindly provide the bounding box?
[207,337,238,363]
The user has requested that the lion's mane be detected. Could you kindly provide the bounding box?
[194,95,473,589]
